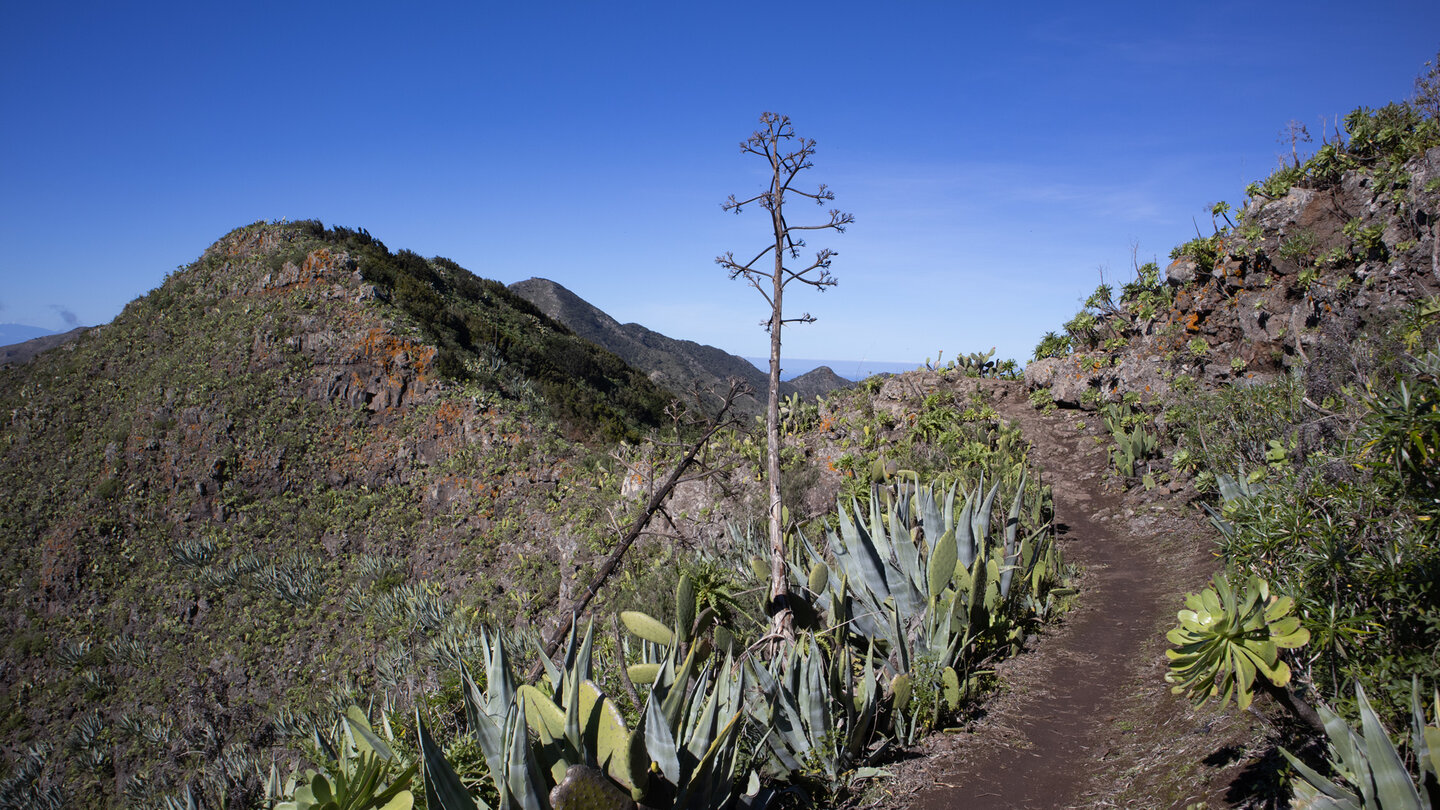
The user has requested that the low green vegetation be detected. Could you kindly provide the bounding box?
[1100,400,1159,479]
[1147,87,1440,805]
[1038,259,1172,361]
[245,362,1067,809]
[1166,346,1440,726]
[1017,61,1440,802]
[1245,103,1440,203]
[273,467,1067,810]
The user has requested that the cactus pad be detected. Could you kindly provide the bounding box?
[548,764,635,810]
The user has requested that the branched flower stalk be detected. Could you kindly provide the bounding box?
[717,112,853,650]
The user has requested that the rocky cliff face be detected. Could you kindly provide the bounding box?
[1027,144,1440,407]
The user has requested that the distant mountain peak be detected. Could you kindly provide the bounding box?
[787,365,851,400]
[0,323,59,347]
[508,278,853,414]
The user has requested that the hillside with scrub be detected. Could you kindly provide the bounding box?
[0,219,1068,808]
[1018,84,1440,805]
[2,62,1440,810]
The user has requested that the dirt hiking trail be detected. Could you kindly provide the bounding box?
[881,382,1277,810]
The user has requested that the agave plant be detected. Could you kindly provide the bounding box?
[520,621,638,794]
[417,613,760,810]
[800,472,1055,680]
[617,593,765,810]
[1165,572,1310,711]
[1100,401,1158,477]
[745,636,888,787]
[276,706,416,810]
[452,628,549,810]
[1284,680,1440,809]
[417,702,544,810]
[628,649,753,809]
[411,627,545,810]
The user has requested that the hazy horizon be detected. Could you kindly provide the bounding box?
[746,357,922,382]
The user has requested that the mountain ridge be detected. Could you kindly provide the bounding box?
[0,326,89,366]
[0,221,699,801]
[0,323,60,346]
[508,277,852,415]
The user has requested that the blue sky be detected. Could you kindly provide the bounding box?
[2,2,1437,366]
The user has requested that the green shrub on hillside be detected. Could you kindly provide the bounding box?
[1032,331,1071,360]
[1246,101,1440,201]
[1170,234,1222,274]
[1052,260,1173,355]
[1171,354,1440,724]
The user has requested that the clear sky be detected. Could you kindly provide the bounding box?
[3,2,1437,366]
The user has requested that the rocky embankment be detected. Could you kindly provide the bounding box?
[1028,146,1440,406]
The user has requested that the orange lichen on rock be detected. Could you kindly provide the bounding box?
[302,249,335,275]
[360,328,438,383]
[432,401,465,432]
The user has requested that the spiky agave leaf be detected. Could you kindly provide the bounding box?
[1414,680,1440,786]
[1283,681,1436,810]
[1356,685,1424,809]
[418,712,475,810]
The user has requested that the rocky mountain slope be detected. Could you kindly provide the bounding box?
[509,277,852,416]
[1028,118,1440,409]
[0,326,89,366]
[0,220,1045,807]
[0,221,688,803]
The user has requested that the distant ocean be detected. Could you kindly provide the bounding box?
[0,324,58,347]
[745,357,921,382]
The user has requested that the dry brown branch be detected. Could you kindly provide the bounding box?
[526,380,749,680]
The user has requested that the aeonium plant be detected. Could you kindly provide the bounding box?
[1165,572,1311,712]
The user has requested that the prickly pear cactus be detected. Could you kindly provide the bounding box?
[941,667,962,710]
[549,764,635,810]
[620,610,674,647]
[676,574,696,642]
[807,561,828,594]
[892,673,912,712]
